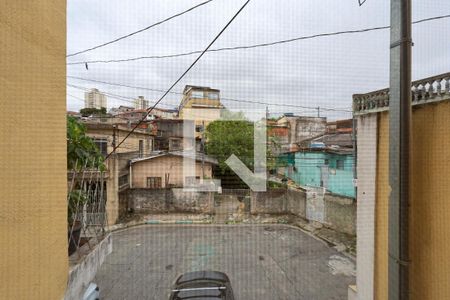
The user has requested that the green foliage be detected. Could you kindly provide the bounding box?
[79,107,107,117]
[67,189,88,222]
[205,120,254,172]
[205,118,278,175]
[67,116,105,170]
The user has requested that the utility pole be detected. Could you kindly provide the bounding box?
[201,121,205,182]
[112,125,117,154]
[389,0,411,299]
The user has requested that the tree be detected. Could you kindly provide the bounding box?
[67,116,105,170]
[205,119,254,172]
[79,107,107,117]
[205,116,278,187]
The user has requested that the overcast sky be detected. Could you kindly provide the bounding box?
[67,0,450,120]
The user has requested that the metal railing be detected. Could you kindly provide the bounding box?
[67,160,109,259]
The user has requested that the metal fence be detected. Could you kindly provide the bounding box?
[67,162,108,258]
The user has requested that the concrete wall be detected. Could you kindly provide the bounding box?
[64,234,112,300]
[374,102,450,300]
[131,155,213,188]
[125,188,214,214]
[324,194,356,235]
[355,113,378,300]
[0,1,68,299]
[251,189,288,214]
[286,188,307,217]
[251,188,355,235]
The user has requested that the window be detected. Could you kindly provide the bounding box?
[208,92,219,100]
[146,177,162,188]
[195,125,204,132]
[191,91,203,98]
[139,140,143,157]
[324,159,329,165]
[119,174,129,187]
[93,138,108,156]
[185,176,200,186]
[170,139,181,150]
[336,160,344,170]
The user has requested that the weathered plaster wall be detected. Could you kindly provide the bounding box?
[131,156,213,188]
[286,188,307,217]
[355,114,378,300]
[324,194,356,235]
[64,234,112,300]
[0,1,68,298]
[126,188,214,214]
[374,112,389,300]
[250,189,288,214]
[251,188,355,235]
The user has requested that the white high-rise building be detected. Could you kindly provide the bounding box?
[134,96,149,110]
[84,88,107,109]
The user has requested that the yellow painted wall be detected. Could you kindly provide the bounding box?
[86,127,153,155]
[375,112,389,300]
[375,101,450,299]
[0,1,67,299]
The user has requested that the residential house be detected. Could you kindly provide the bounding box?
[152,107,178,119]
[84,122,153,158]
[281,131,355,198]
[67,110,81,118]
[109,105,134,116]
[130,151,218,188]
[326,118,353,134]
[115,109,152,123]
[267,119,290,154]
[275,114,327,152]
[352,72,450,300]
[150,119,196,152]
[178,85,224,138]
[83,121,155,224]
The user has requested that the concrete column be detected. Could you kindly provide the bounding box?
[355,114,378,300]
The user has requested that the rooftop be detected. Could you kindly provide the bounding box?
[183,85,220,94]
[131,151,218,165]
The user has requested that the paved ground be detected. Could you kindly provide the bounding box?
[95,225,355,300]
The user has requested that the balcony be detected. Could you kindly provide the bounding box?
[353,72,450,115]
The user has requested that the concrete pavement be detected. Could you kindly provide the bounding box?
[95,224,355,299]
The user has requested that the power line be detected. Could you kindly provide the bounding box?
[105,0,252,160]
[67,92,85,102]
[67,76,351,113]
[67,13,450,65]
[66,0,215,57]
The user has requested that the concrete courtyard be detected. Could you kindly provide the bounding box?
[95,224,355,299]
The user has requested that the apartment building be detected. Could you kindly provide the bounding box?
[84,88,107,109]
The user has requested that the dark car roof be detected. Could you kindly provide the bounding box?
[170,271,232,300]
[176,271,230,285]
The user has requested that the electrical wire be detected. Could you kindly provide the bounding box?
[67,76,352,113]
[66,0,215,57]
[104,0,252,160]
[66,13,450,65]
